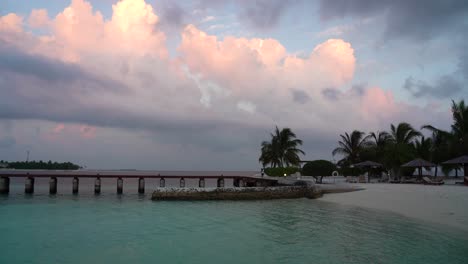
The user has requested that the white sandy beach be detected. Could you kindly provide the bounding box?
[320,183,468,231]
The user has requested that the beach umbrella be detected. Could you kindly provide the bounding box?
[442,155,468,177]
[401,158,436,179]
[353,160,383,168]
[352,161,383,182]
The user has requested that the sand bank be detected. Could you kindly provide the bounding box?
[320,183,468,230]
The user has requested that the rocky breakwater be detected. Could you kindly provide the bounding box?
[151,186,323,201]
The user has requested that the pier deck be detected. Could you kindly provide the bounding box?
[0,170,278,194]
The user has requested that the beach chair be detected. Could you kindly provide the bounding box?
[422,177,444,185]
[358,175,366,183]
[346,176,357,183]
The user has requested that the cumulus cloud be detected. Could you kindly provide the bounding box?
[28,9,50,28]
[0,0,454,168]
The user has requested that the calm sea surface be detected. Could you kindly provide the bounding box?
[1,179,468,264]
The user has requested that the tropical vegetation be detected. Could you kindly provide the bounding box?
[259,126,305,168]
[302,160,336,183]
[332,100,468,179]
[0,160,81,170]
[258,100,467,179]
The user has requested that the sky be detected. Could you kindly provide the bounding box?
[0,0,467,170]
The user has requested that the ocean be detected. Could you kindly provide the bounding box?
[1,179,468,264]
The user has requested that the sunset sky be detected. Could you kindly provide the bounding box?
[0,0,467,170]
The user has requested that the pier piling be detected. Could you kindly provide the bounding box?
[25,177,34,194]
[138,177,145,194]
[0,177,9,194]
[199,178,205,188]
[160,178,165,187]
[72,177,79,194]
[217,178,225,188]
[180,178,185,188]
[49,177,57,194]
[117,177,123,194]
[94,177,101,194]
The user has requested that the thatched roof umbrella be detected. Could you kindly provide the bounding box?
[401,158,436,179]
[442,155,468,177]
[353,161,383,183]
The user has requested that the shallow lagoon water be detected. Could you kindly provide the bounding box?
[1,183,468,264]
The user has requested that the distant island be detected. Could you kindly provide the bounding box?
[0,160,81,170]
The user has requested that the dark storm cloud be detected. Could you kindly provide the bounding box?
[0,45,266,153]
[239,0,297,30]
[158,1,188,28]
[349,84,366,97]
[0,43,126,93]
[195,0,297,30]
[319,0,468,40]
[403,76,463,99]
[291,89,310,104]
[321,88,340,101]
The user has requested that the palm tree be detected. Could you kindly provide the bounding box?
[368,131,391,162]
[450,100,468,155]
[421,124,452,163]
[390,122,421,145]
[413,136,433,161]
[385,122,421,179]
[332,130,370,165]
[259,126,305,168]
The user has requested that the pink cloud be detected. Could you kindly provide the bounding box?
[51,0,167,59]
[52,124,66,134]
[179,25,356,102]
[0,0,449,147]
[28,9,50,28]
[360,87,399,121]
[0,13,23,33]
[0,0,168,63]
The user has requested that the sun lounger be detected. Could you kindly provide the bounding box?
[422,177,444,185]
[401,178,418,184]
[346,176,357,183]
[358,175,366,183]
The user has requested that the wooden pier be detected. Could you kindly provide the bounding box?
[0,170,277,195]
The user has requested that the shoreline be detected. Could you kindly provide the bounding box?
[319,183,468,231]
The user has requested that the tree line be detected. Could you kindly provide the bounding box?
[258,100,467,178]
[332,100,467,178]
[0,160,81,170]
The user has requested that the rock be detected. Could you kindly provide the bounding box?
[151,186,322,201]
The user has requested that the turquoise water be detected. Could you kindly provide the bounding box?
[1,193,468,264]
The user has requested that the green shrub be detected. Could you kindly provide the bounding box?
[302,160,336,183]
[264,167,300,177]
